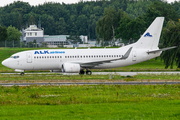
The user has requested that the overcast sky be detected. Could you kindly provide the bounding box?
[0,0,178,7]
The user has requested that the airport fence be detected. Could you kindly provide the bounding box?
[0,41,47,48]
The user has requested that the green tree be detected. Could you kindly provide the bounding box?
[116,16,146,43]
[76,14,88,35]
[160,20,180,68]
[96,7,126,46]
[41,14,55,35]
[55,18,68,35]
[0,26,7,47]
[96,7,116,46]
[7,25,22,47]
[126,0,152,18]
[17,14,23,30]
[67,15,78,35]
[144,1,179,26]
[0,26,7,41]
[28,15,36,25]
[171,1,180,16]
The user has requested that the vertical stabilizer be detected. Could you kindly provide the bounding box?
[134,17,164,49]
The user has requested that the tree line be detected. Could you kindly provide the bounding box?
[96,1,179,45]
[0,0,173,40]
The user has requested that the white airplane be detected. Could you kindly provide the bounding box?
[2,17,176,75]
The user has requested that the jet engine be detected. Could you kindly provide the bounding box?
[62,63,80,73]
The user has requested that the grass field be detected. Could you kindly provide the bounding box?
[0,85,179,119]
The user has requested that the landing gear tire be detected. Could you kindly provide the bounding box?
[79,69,85,75]
[20,72,24,76]
[86,70,92,75]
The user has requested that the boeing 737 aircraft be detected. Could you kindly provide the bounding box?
[1,17,176,75]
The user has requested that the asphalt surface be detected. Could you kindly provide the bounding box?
[2,71,180,76]
[1,72,180,86]
[0,81,180,86]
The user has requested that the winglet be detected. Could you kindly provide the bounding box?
[121,47,133,59]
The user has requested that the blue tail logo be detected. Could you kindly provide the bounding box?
[144,32,152,37]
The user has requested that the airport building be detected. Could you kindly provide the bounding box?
[20,24,89,47]
[44,35,69,47]
[20,25,44,45]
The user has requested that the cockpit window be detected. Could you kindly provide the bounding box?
[10,56,19,59]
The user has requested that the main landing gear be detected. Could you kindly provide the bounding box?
[20,72,24,76]
[79,69,92,75]
[86,70,92,75]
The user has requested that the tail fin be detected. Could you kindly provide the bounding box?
[134,17,164,49]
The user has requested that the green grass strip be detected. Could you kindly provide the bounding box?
[0,85,179,119]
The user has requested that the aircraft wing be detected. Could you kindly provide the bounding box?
[147,46,177,54]
[75,47,132,68]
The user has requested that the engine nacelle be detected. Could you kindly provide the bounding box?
[62,63,80,73]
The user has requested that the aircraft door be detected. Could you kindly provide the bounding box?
[132,51,137,61]
[26,52,32,63]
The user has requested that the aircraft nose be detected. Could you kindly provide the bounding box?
[2,59,9,67]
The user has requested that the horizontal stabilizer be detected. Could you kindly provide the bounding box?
[147,46,177,54]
